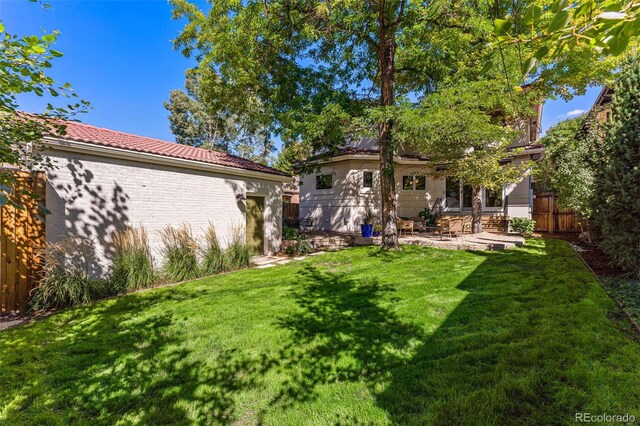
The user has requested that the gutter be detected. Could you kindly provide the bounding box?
[42,137,292,183]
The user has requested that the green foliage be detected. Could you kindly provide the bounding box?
[0,17,88,209]
[282,225,297,241]
[160,224,201,282]
[110,227,156,292]
[224,226,253,271]
[418,207,438,226]
[282,235,313,256]
[362,209,376,225]
[30,238,106,311]
[535,115,602,221]
[275,141,312,174]
[510,217,536,236]
[164,69,275,164]
[200,222,227,275]
[596,58,640,277]
[493,0,630,83]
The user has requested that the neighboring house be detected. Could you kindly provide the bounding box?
[40,120,290,277]
[299,107,543,233]
[283,178,300,204]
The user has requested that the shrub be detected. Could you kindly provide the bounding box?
[282,225,297,240]
[595,58,640,277]
[30,238,104,311]
[110,226,156,292]
[283,236,314,255]
[224,225,253,271]
[418,207,438,226]
[201,222,226,275]
[510,217,535,236]
[160,224,200,282]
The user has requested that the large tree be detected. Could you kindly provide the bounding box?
[171,0,616,246]
[164,69,275,164]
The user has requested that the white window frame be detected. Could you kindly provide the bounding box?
[483,186,505,212]
[444,178,472,212]
[401,174,427,192]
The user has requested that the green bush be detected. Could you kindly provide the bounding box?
[110,226,156,292]
[595,58,640,277]
[510,217,535,236]
[418,207,438,226]
[30,238,105,312]
[201,222,226,275]
[160,224,201,282]
[282,225,297,240]
[224,226,253,271]
[283,236,314,255]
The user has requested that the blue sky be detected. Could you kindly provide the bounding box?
[3,0,601,149]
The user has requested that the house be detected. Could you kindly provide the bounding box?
[299,107,543,234]
[39,120,290,277]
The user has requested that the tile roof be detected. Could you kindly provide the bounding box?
[47,119,289,177]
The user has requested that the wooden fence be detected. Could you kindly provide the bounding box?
[532,192,581,233]
[1,171,46,315]
[283,202,299,221]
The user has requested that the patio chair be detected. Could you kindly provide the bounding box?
[460,216,473,242]
[299,217,315,233]
[396,218,414,237]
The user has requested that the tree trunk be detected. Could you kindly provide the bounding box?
[471,185,482,234]
[378,35,398,248]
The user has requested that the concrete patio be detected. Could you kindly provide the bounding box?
[304,231,525,251]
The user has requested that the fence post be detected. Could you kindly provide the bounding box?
[548,192,555,235]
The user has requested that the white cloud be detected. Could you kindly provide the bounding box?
[560,109,586,119]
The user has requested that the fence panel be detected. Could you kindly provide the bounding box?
[1,171,46,315]
[532,193,581,233]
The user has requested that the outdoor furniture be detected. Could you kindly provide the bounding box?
[423,225,445,240]
[299,217,315,232]
[460,216,473,242]
[396,218,414,236]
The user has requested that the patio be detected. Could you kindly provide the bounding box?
[303,231,525,251]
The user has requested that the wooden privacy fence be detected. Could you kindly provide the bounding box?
[283,202,299,221]
[1,171,46,315]
[532,192,581,233]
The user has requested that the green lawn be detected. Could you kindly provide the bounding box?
[2,239,640,425]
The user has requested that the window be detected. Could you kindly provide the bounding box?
[403,175,426,191]
[446,178,473,210]
[462,184,473,209]
[403,176,413,190]
[363,171,373,188]
[316,174,332,190]
[445,177,460,208]
[485,187,503,208]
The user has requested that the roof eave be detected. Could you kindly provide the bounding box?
[42,137,292,183]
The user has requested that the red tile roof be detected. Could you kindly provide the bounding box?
[47,119,289,177]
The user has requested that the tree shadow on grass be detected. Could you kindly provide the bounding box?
[374,239,640,425]
[1,288,271,425]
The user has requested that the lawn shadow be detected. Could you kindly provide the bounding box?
[374,238,640,424]
[1,287,271,424]
[269,265,425,412]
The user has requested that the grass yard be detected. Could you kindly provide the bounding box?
[2,239,640,425]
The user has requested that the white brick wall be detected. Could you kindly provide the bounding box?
[44,149,282,277]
